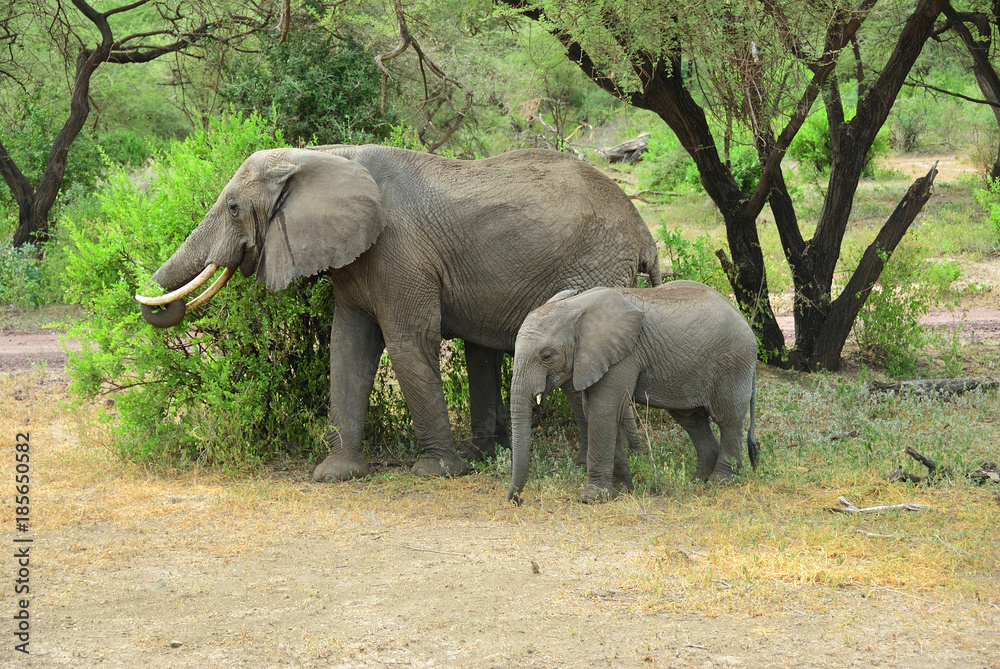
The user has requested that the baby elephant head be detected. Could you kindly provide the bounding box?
[508,287,644,502]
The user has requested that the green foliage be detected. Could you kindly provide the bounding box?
[728,143,763,193]
[0,96,106,217]
[974,177,1000,248]
[788,107,889,177]
[0,242,48,308]
[61,111,341,467]
[656,225,730,294]
[636,125,699,192]
[854,244,960,378]
[222,28,398,146]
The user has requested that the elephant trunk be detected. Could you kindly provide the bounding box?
[135,221,236,328]
[152,222,214,291]
[508,371,544,503]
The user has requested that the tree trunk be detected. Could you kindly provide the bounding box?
[942,2,1000,183]
[808,163,939,370]
[503,0,947,371]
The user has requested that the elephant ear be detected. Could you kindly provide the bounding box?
[545,289,579,304]
[257,150,387,291]
[572,288,645,391]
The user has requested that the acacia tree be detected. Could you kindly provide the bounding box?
[934,1,1000,181]
[502,0,948,370]
[0,0,270,247]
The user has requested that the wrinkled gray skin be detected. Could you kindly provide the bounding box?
[139,145,661,481]
[508,282,759,504]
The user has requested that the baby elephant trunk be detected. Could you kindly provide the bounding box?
[508,372,544,504]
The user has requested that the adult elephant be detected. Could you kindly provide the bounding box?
[135,145,661,481]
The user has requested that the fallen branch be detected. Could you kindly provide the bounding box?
[829,496,928,514]
[626,189,683,203]
[402,545,467,557]
[888,448,998,486]
[597,132,650,164]
[869,378,998,396]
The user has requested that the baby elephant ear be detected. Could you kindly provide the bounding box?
[545,289,579,304]
[572,288,645,391]
[258,150,387,291]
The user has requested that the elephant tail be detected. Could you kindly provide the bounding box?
[747,370,760,472]
[639,240,662,287]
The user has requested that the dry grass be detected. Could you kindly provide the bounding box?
[5,362,996,624]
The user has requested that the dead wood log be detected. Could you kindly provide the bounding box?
[597,132,650,164]
[869,378,999,396]
[829,496,928,513]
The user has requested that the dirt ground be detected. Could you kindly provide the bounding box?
[3,152,999,667]
[2,317,1000,668]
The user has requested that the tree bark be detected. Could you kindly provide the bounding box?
[2,0,240,247]
[809,163,938,370]
[942,2,1000,182]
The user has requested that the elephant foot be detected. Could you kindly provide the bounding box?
[462,438,498,462]
[708,467,737,484]
[313,454,370,482]
[693,466,713,482]
[573,443,588,468]
[577,483,619,504]
[411,452,469,478]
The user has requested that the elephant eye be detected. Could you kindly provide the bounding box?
[227,201,240,217]
[540,349,554,363]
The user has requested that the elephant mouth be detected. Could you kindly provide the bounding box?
[135,264,236,327]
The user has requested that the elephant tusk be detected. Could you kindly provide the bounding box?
[535,393,543,406]
[135,264,219,306]
[185,266,236,312]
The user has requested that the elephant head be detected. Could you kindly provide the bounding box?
[508,288,645,501]
[135,148,387,327]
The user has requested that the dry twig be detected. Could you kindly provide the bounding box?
[829,496,928,514]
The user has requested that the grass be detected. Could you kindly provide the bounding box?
[2,149,996,626]
[11,357,997,619]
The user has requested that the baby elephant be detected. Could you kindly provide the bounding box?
[508,281,759,504]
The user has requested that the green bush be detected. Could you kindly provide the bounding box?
[0,242,49,309]
[854,244,960,378]
[222,29,398,146]
[636,126,699,192]
[657,225,730,294]
[975,177,1000,248]
[788,107,889,178]
[61,111,340,467]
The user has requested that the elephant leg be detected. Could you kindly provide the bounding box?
[314,306,384,482]
[621,406,642,454]
[612,424,634,494]
[668,408,721,482]
[563,385,590,467]
[709,413,745,484]
[578,377,636,503]
[385,333,469,478]
[463,342,508,461]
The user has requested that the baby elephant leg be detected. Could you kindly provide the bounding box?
[668,408,721,481]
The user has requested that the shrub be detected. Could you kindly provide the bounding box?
[0,242,48,309]
[974,177,1000,248]
[657,225,730,294]
[222,29,398,146]
[854,244,960,378]
[61,111,340,467]
[788,107,889,178]
[636,126,699,192]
